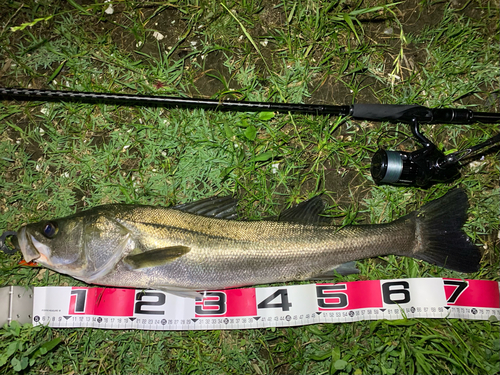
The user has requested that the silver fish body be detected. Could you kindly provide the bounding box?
[17,189,481,291]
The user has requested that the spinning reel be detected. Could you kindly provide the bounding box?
[356,105,500,188]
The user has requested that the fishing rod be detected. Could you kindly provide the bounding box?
[2,87,500,123]
[1,87,499,188]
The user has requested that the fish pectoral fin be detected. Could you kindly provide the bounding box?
[123,245,190,269]
[306,261,359,280]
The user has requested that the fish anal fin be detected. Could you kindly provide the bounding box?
[123,245,190,269]
[306,261,359,280]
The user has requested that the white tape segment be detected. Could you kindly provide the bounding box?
[32,278,500,330]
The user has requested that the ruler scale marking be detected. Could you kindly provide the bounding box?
[21,278,500,330]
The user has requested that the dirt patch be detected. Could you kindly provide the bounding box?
[189,50,239,98]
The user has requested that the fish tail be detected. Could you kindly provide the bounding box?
[403,188,481,272]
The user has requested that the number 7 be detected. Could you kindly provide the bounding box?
[444,280,468,304]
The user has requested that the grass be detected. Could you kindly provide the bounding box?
[0,0,499,374]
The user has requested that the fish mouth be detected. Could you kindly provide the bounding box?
[18,227,39,262]
[17,226,51,265]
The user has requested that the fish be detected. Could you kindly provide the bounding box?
[16,189,481,293]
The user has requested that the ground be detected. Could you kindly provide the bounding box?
[0,0,499,374]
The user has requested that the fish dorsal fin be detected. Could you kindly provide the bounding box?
[172,196,238,220]
[272,196,331,225]
[123,245,190,269]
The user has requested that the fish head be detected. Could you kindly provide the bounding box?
[17,207,133,280]
[17,216,87,277]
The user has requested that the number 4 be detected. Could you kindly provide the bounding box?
[258,289,292,311]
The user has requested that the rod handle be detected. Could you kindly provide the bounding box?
[352,104,500,124]
[351,104,430,123]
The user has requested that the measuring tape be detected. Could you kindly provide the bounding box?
[4,278,499,330]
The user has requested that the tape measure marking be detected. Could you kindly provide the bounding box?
[32,278,500,330]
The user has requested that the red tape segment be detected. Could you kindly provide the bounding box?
[443,279,500,308]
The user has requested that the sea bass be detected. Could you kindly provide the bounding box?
[17,189,481,292]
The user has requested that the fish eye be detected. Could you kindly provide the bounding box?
[42,222,58,238]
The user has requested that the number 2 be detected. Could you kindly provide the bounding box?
[134,291,166,315]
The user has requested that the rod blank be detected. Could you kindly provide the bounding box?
[1,87,499,124]
[0,87,351,116]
